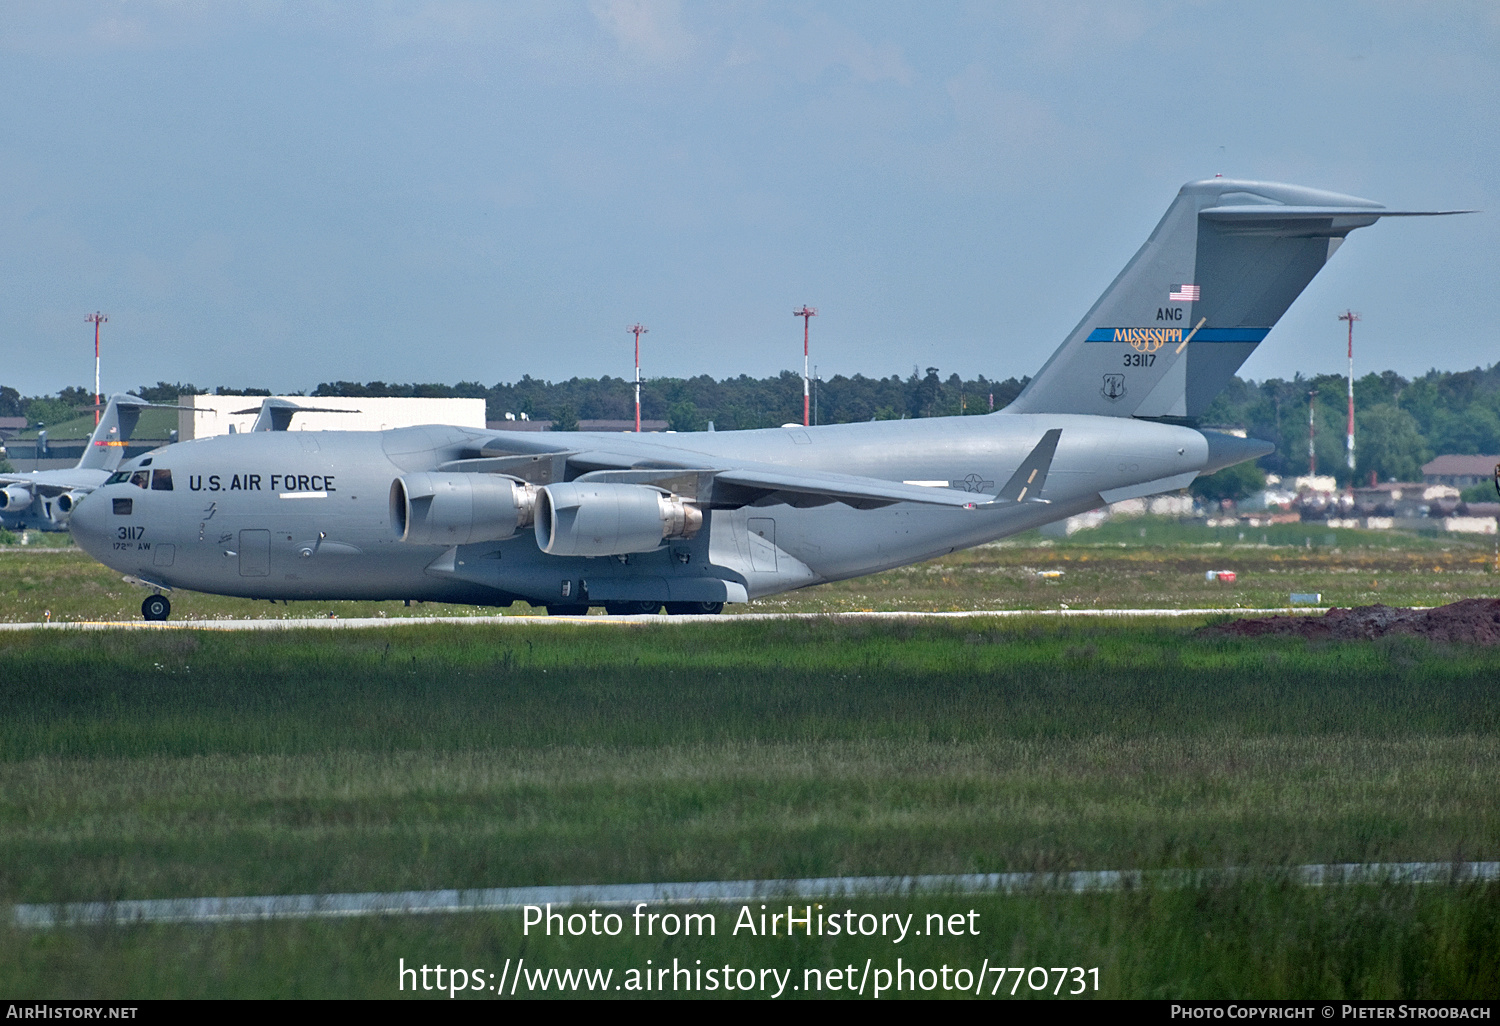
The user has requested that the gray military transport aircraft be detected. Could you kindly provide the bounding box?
[67,178,1465,620]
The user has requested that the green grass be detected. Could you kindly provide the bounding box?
[1,620,1496,902]
[1,612,1497,996]
[0,519,1495,622]
[1037,516,1476,550]
[14,408,177,442]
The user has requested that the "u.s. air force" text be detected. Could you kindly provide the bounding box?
[188,474,336,493]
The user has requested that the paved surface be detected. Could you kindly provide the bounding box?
[0,607,1335,631]
[15,862,1497,927]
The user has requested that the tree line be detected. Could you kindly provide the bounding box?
[0,369,1028,435]
[1200,362,1500,487]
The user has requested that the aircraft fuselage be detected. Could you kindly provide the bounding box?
[68,413,1231,608]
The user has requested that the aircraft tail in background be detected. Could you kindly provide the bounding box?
[1003,179,1469,421]
[77,395,153,472]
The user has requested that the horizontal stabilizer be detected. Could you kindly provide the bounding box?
[1200,205,1473,222]
[231,399,364,432]
[93,397,197,411]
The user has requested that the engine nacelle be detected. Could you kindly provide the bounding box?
[54,491,85,516]
[391,472,537,545]
[535,482,703,557]
[0,485,33,512]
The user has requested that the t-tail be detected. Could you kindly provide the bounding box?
[77,395,186,472]
[1004,178,1468,421]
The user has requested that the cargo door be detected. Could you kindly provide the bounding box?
[238,529,270,577]
[747,517,777,572]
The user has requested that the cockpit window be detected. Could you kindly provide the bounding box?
[129,471,149,489]
[139,458,153,467]
[105,471,130,485]
[151,469,173,491]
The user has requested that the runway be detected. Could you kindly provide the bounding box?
[15,862,1497,927]
[0,606,1331,631]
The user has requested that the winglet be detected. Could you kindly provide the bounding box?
[995,429,1062,502]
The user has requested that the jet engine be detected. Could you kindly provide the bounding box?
[391,472,538,545]
[534,482,702,557]
[54,491,85,516]
[0,485,33,512]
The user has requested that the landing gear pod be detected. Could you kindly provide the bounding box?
[535,482,703,557]
[390,472,538,545]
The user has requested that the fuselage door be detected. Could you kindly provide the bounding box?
[238,529,270,577]
[747,517,777,572]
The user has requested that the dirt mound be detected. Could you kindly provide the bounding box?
[1203,598,1500,645]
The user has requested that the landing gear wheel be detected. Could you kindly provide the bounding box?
[664,601,723,616]
[142,594,171,621]
[544,604,590,617]
[604,601,661,616]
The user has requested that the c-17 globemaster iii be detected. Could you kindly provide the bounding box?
[67,179,1466,620]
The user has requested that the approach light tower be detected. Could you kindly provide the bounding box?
[1339,310,1360,474]
[86,312,108,425]
[629,323,648,432]
[794,305,817,427]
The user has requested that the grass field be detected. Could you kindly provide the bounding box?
[10,408,179,442]
[1,517,1495,622]
[1,617,1497,998]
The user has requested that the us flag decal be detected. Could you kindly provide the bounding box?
[1169,284,1200,302]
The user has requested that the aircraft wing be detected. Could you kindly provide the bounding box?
[0,468,111,505]
[703,467,996,510]
[0,471,91,496]
[461,428,1062,511]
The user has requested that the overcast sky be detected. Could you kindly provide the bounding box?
[2,1,1495,398]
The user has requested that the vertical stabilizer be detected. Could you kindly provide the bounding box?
[1003,179,1465,420]
[77,395,140,472]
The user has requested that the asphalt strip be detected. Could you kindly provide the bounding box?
[14,863,1498,927]
[0,607,1336,631]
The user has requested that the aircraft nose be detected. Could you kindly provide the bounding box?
[69,490,113,560]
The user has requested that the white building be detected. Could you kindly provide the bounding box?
[177,395,487,440]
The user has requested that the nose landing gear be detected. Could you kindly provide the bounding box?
[142,594,171,621]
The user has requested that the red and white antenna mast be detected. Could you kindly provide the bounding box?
[1339,310,1360,474]
[793,305,817,427]
[86,312,108,425]
[629,324,648,432]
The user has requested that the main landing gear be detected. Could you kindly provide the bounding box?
[544,604,591,617]
[543,601,726,616]
[603,601,662,616]
[664,601,723,616]
[141,594,171,621]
